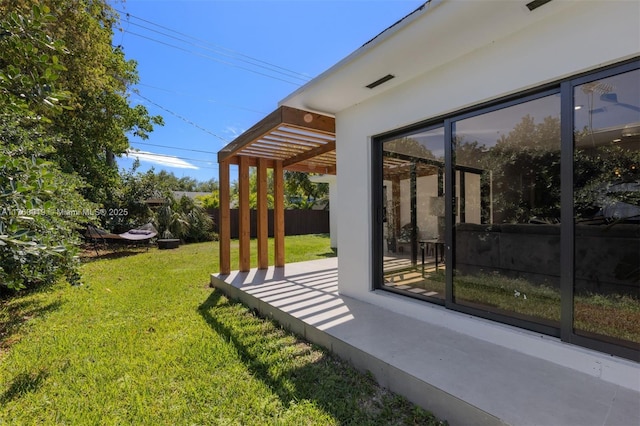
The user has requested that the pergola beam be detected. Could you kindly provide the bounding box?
[284,163,336,175]
[218,106,335,163]
[216,106,336,275]
[226,157,276,167]
[283,140,336,167]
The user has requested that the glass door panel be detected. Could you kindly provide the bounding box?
[452,94,562,328]
[573,69,640,349]
[382,127,445,302]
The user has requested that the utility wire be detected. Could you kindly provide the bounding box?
[116,9,311,81]
[124,30,303,86]
[137,83,267,115]
[125,20,310,83]
[128,150,217,165]
[130,141,218,155]
[126,150,219,170]
[133,91,229,143]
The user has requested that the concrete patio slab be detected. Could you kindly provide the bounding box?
[211,258,640,426]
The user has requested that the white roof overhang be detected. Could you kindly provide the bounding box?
[280,0,575,115]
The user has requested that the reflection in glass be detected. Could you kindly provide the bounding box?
[574,69,640,348]
[382,127,446,301]
[453,95,562,327]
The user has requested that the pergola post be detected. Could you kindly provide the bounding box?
[392,178,401,237]
[257,157,268,269]
[216,106,335,272]
[238,156,251,272]
[274,160,285,267]
[219,159,231,275]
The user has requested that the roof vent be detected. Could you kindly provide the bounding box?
[526,0,552,11]
[366,74,395,89]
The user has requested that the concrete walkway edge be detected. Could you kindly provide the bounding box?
[210,273,506,425]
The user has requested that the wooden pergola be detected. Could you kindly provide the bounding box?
[217,106,336,274]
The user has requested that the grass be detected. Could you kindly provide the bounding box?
[385,265,639,343]
[1,235,443,425]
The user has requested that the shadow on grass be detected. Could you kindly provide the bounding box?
[0,370,48,405]
[0,298,63,354]
[318,248,338,258]
[197,291,367,421]
[79,246,151,263]
[197,290,439,425]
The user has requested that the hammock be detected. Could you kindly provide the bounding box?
[86,223,158,253]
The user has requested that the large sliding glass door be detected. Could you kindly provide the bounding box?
[572,68,640,350]
[373,60,639,359]
[452,93,562,333]
[381,126,446,303]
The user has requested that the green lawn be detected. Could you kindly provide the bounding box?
[386,266,639,344]
[1,235,443,425]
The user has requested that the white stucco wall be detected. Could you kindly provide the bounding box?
[309,174,338,249]
[328,178,338,249]
[335,0,640,300]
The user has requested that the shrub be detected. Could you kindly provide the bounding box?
[0,134,95,292]
[153,195,215,243]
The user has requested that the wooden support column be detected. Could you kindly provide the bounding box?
[238,156,251,272]
[392,178,401,237]
[257,157,268,269]
[219,159,231,275]
[274,160,285,267]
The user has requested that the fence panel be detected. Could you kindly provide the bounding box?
[209,209,329,238]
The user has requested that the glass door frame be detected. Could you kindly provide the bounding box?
[445,88,562,337]
[371,58,639,361]
[373,122,448,305]
[560,60,640,361]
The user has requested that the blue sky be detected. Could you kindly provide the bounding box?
[116,0,424,183]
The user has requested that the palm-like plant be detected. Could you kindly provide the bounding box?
[155,204,189,239]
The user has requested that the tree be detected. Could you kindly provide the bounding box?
[194,178,218,193]
[175,195,215,242]
[196,192,219,210]
[473,115,561,223]
[0,2,163,292]
[230,169,275,209]
[154,195,215,243]
[228,170,329,210]
[384,136,437,160]
[0,5,93,291]
[0,4,70,119]
[1,0,163,206]
[103,165,169,232]
[284,171,328,209]
[146,170,218,192]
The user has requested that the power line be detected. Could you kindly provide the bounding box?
[130,141,218,155]
[116,9,311,81]
[123,30,303,86]
[137,83,267,115]
[133,91,229,143]
[128,150,216,165]
[124,20,310,83]
[125,150,219,171]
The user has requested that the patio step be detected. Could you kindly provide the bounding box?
[211,258,640,426]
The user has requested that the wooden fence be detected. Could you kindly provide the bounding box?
[208,209,329,238]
